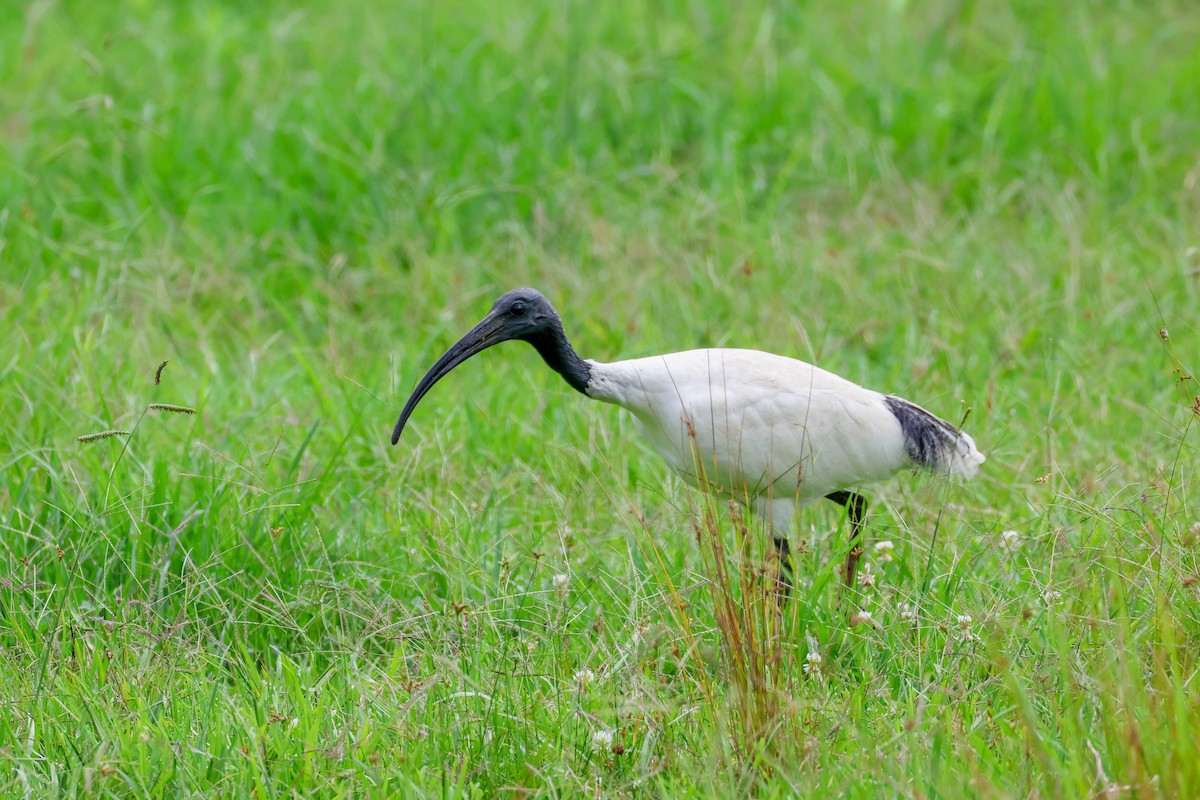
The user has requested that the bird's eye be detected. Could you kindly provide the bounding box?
[511,303,526,317]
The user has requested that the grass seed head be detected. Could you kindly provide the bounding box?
[77,429,130,443]
[147,403,196,415]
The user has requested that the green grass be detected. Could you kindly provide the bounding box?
[3,0,1199,795]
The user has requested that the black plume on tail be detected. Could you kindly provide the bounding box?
[884,395,981,478]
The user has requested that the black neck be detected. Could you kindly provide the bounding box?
[526,319,591,394]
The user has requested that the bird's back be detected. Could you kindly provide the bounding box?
[586,348,981,502]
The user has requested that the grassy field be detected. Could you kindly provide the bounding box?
[3,0,1199,796]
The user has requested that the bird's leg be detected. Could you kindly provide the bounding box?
[826,490,868,587]
[773,533,794,600]
[846,494,867,587]
[752,498,796,605]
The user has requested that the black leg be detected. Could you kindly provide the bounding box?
[773,534,793,599]
[826,491,868,587]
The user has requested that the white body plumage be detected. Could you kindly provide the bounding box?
[586,348,984,533]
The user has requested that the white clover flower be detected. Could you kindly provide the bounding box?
[1043,590,1062,606]
[859,562,877,588]
[803,650,823,678]
[873,540,895,562]
[956,614,974,641]
[850,609,874,627]
[591,729,614,752]
[574,668,595,687]
[1189,521,1200,539]
[899,603,917,621]
[552,572,570,597]
[1001,530,1021,547]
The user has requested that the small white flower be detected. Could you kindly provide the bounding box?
[591,729,614,752]
[899,603,917,621]
[574,668,595,687]
[1189,521,1200,539]
[1043,590,1062,606]
[956,614,974,641]
[873,540,895,562]
[1001,530,1021,547]
[859,562,876,588]
[850,609,874,627]
[803,650,823,678]
[552,572,570,597]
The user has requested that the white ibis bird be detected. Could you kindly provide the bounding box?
[392,288,984,589]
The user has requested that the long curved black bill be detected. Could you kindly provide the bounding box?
[391,314,507,445]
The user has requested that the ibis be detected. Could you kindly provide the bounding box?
[391,289,984,590]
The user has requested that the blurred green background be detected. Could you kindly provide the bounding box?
[2,0,1198,796]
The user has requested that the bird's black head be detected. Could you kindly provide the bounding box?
[485,288,559,342]
[390,288,579,445]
